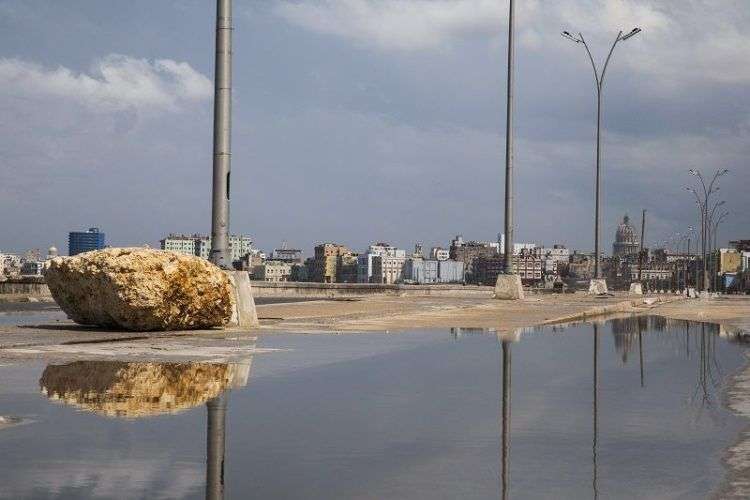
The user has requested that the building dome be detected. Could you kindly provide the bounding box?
[616,216,637,244]
[613,215,640,257]
[47,246,59,259]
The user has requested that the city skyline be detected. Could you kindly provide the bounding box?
[1,1,747,255]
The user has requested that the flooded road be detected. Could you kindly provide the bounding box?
[0,316,747,499]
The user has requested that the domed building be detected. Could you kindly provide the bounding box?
[613,214,640,257]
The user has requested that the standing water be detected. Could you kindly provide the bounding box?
[0,316,747,499]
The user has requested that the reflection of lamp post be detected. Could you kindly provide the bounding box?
[592,323,599,499]
[562,28,641,281]
[206,393,228,500]
[638,320,645,388]
[500,341,511,500]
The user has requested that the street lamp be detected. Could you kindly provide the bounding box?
[562,28,641,281]
[711,210,729,291]
[687,169,729,291]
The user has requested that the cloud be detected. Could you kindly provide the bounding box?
[272,0,668,51]
[0,54,212,112]
[273,0,504,50]
[274,0,750,86]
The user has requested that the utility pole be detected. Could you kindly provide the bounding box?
[638,209,646,281]
[502,0,516,275]
[210,0,233,268]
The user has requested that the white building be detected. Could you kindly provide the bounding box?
[357,243,407,283]
[372,254,407,284]
[430,247,450,261]
[160,233,256,264]
[160,234,201,256]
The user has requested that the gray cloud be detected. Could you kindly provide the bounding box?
[0,0,747,256]
[0,54,212,113]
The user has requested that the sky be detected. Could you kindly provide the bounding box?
[0,0,747,256]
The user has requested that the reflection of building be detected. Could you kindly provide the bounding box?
[612,215,640,258]
[69,227,106,256]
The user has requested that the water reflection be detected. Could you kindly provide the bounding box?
[500,340,511,500]
[3,318,744,499]
[39,359,252,499]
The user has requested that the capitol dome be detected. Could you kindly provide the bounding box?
[613,215,640,257]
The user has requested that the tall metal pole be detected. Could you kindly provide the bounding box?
[210,0,233,268]
[206,393,228,500]
[502,0,516,274]
[594,79,603,279]
[562,28,640,280]
[638,209,646,281]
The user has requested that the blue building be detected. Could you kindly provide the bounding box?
[68,227,106,256]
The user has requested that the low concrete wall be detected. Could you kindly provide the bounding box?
[0,278,50,296]
[250,281,495,299]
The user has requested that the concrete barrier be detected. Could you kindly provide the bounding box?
[250,281,495,299]
[0,278,50,296]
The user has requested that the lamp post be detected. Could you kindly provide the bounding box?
[687,169,728,291]
[562,28,641,280]
[209,0,233,268]
[711,211,729,292]
[502,0,516,275]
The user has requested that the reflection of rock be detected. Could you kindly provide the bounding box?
[0,415,27,430]
[45,248,233,331]
[40,361,251,418]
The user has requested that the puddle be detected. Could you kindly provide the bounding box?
[0,316,747,499]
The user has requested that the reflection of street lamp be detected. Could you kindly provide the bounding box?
[592,323,599,499]
[562,28,641,280]
[206,393,228,500]
[500,341,512,500]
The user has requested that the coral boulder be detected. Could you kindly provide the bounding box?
[45,248,234,331]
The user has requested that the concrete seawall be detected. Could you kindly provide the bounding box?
[250,281,495,299]
[0,278,50,296]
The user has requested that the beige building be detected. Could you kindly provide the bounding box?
[372,255,407,284]
[254,261,293,282]
[312,243,353,283]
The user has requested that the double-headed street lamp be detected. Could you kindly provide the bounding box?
[686,168,729,290]
[562,28,642,280]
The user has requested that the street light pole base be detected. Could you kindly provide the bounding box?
[495,274,524,300]
[589,278,608,295]
[226,271,259,328]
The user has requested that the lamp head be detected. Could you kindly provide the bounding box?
[620,27,642,41]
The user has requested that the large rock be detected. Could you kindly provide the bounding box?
[45,248,233,331]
